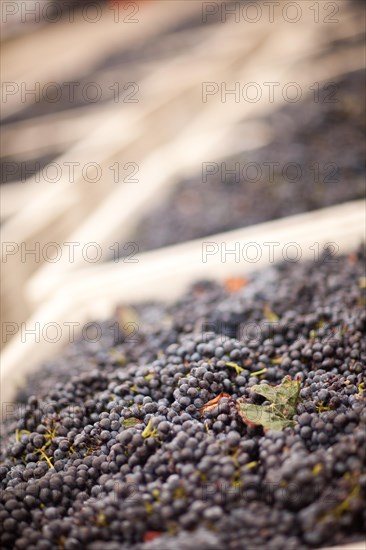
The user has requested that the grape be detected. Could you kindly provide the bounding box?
[1,247,365,549]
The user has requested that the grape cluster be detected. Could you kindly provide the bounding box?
[1,248,365,549]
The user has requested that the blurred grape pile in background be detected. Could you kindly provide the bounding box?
[126,68,365,252]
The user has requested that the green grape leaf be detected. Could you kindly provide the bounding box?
[236,376,300,431]
[250,376,300,414]
[237,403,296,431]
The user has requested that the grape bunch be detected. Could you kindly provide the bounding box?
[1,247,365,549]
